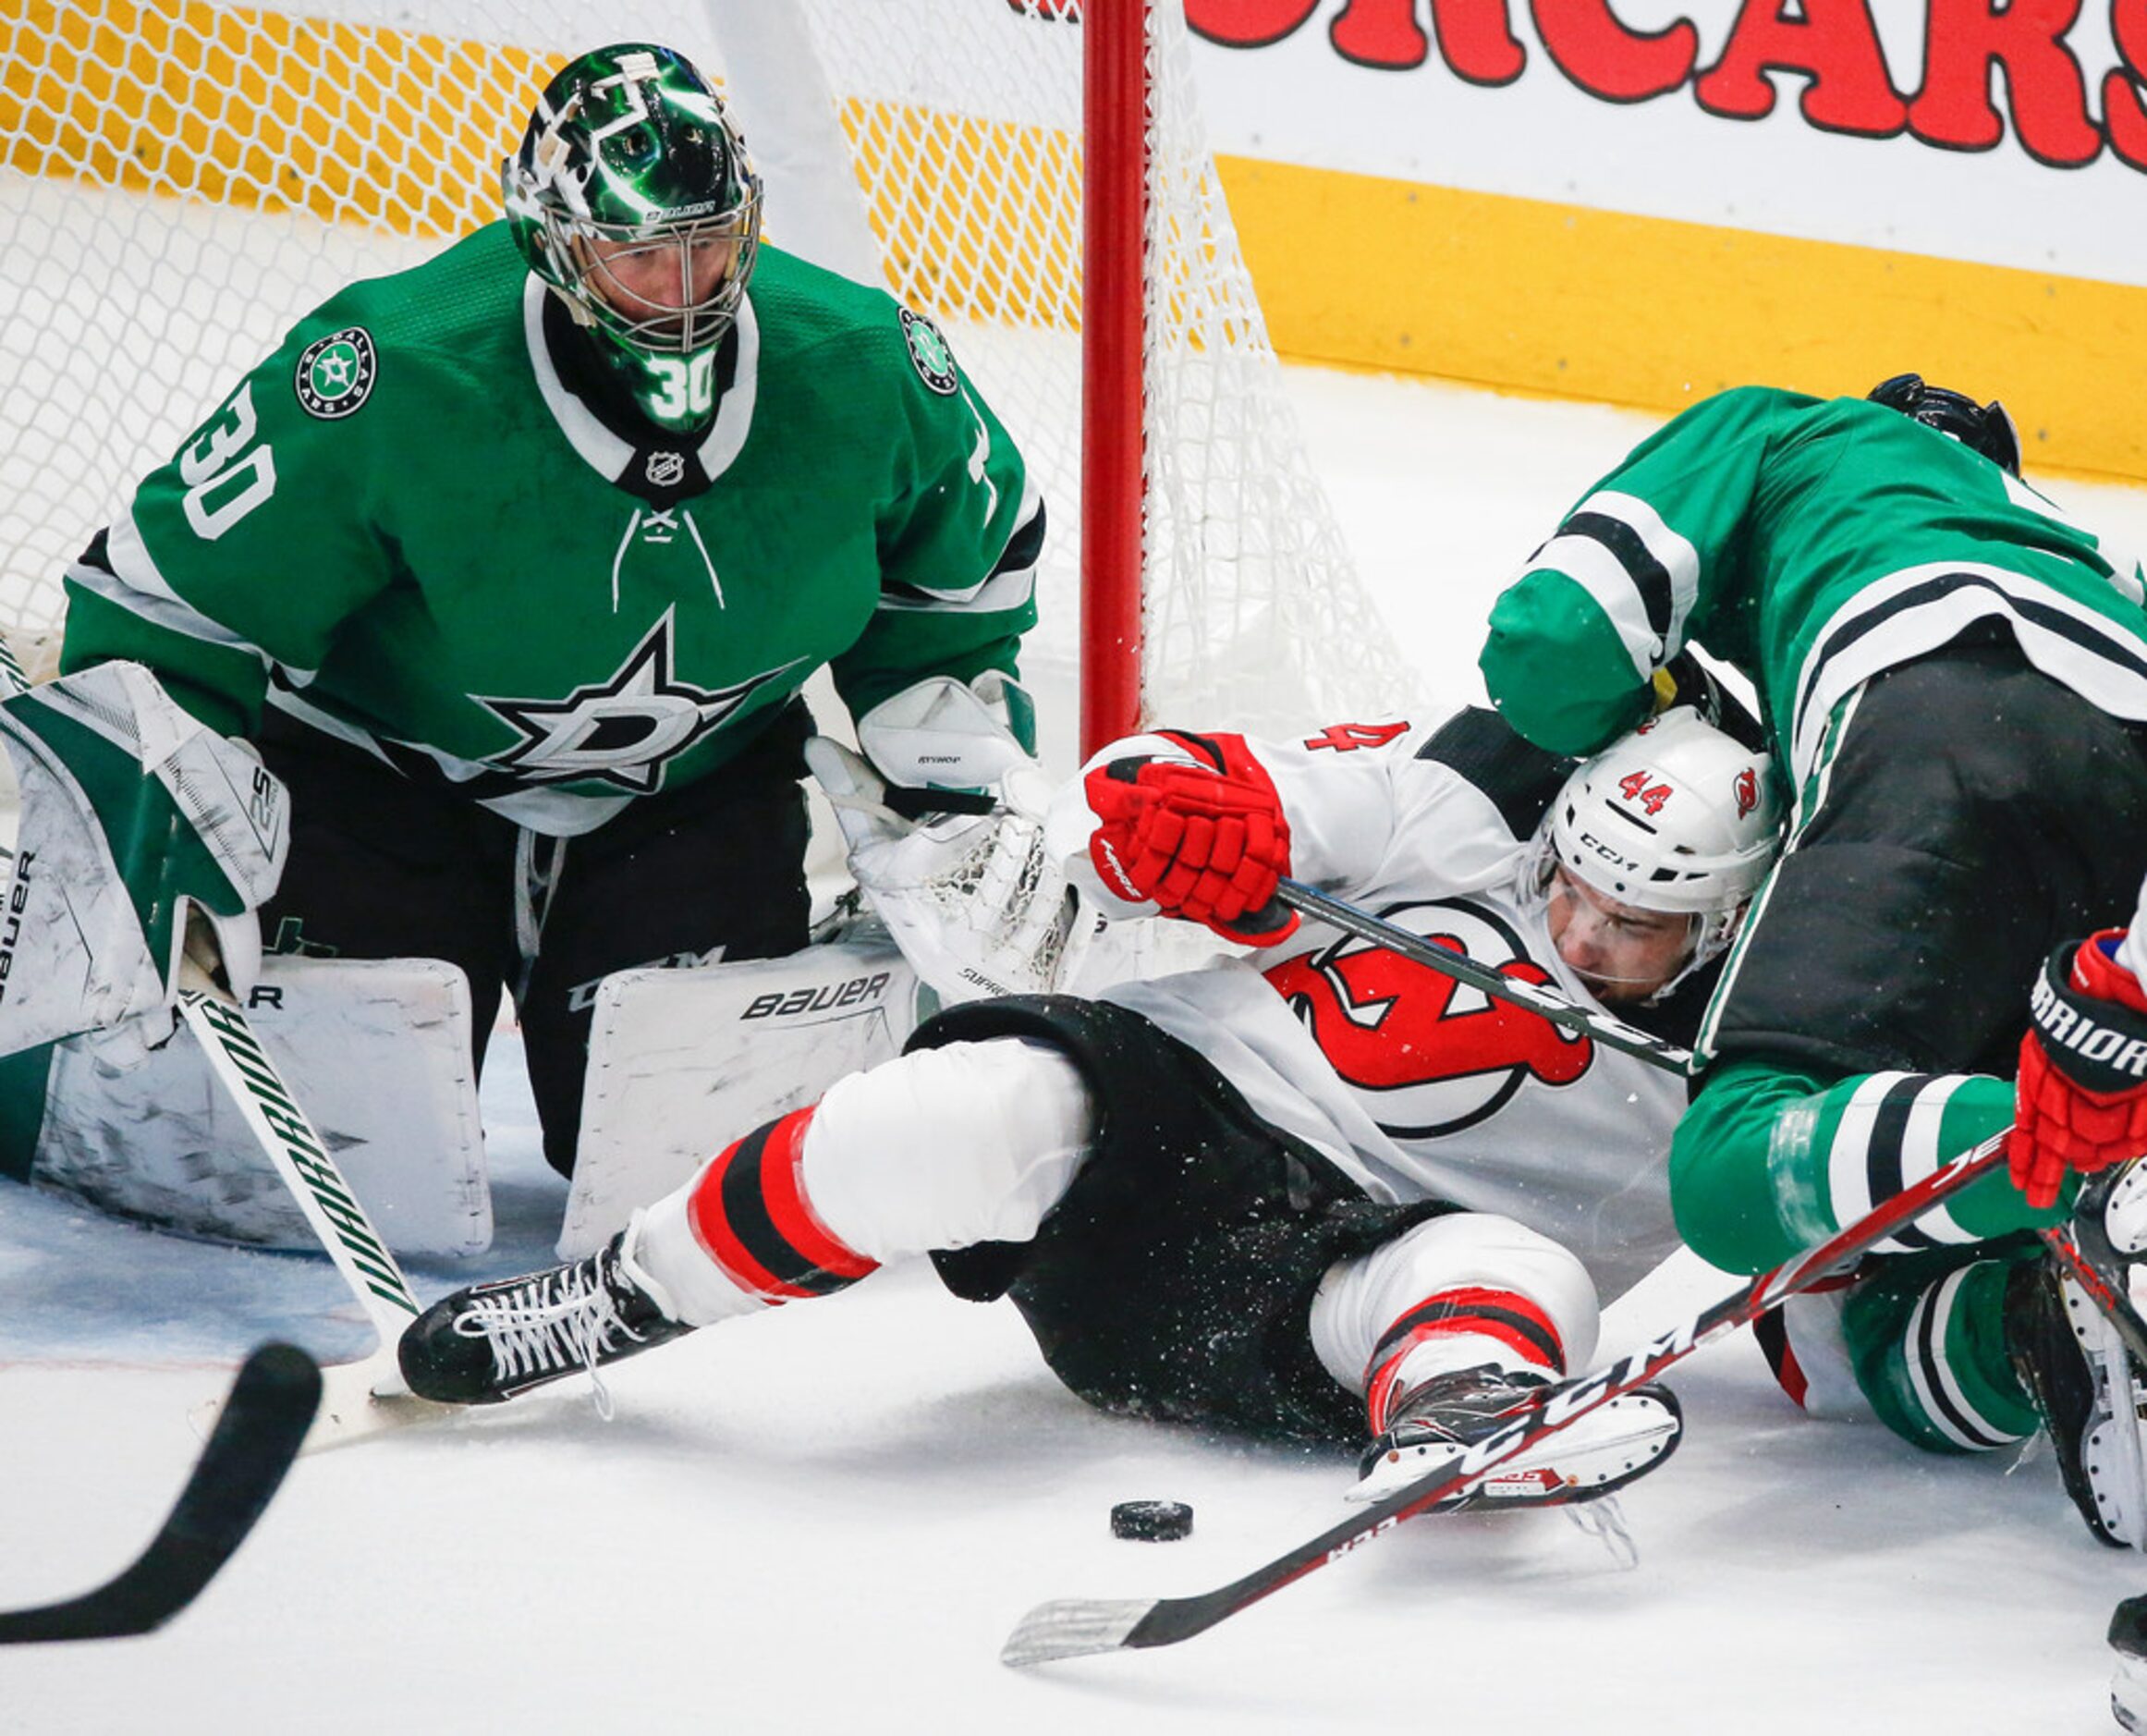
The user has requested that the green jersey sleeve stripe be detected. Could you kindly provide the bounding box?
[876,483,1043,613]
[1564,509,1677,642]
[1524,487,1703,683]
[1581,486,1702,641]
[1824,1071,1983,1252]
[1788,560,2147,779]
[1523,531,1663,682]
[73,518,279,663]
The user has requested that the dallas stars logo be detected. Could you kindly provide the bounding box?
[898,308,959,395]
[294,326,378,419]
[475,610,801,793]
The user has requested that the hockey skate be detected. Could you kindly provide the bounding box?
[398,1224,690,1406]
[2113,1594,2147,1732]
[1348,1363,1682,1509]
[2005,1253,2147,1549]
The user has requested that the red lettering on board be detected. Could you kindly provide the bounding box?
[1909,0,2099,165]
[1694,0,1907,137]
[1532,0,1696,104]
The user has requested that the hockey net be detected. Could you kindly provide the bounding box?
[0,0,1417,764]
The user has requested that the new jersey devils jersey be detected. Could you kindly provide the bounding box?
[1083,709,1699,1302]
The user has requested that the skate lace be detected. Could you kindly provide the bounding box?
[452,1261,649,1419]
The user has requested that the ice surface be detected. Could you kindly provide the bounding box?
[7,371,2147,1734]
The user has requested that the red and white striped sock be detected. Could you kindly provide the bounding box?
[636,1106,880,1325]
[1362,1285,1565,1435]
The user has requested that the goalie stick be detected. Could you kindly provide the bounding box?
[1275,877,2147,1367]
[0,1342,320,1643]
[177,974,460,1448]
[1002,1128,2011,1666]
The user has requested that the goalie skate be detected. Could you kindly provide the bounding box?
[1348,1363,1683,1509]
[2006,1255,2147,1548]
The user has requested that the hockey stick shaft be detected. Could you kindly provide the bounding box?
[1274,878,1699,1074]
[0,1342,320,1642]
[1002,1129,2009,1665]
[178,984,421,1368]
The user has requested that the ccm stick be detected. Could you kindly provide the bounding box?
[1006,883,2147,1660]
[1276,877,2147,1364]
[1003,1128,2011,1665]
[0,1342,320,1642]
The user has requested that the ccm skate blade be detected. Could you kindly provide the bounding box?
[1001,1597,1156,1667]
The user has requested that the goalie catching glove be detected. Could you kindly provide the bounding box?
[2012,926,2147,1209]
[806,673,1095,1005]
[1079,731,1298,947]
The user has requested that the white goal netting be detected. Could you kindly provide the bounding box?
[0,0,1417,758]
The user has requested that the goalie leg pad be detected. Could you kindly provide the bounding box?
[558,925,919,1258]
[26,955,487,1255]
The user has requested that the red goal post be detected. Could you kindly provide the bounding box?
[0,0,1416,763]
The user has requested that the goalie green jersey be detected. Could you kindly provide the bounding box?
[1478,385,2147,781]
[59,226,1042,835]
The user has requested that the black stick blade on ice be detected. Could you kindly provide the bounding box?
[0,1341,322,1643]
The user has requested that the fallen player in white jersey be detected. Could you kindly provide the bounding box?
[399,703,1781,1508]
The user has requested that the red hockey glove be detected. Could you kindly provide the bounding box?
[1083,732,1299,947]
[2011,929,2147,1209]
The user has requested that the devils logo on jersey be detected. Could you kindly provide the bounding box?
[1263,899,1592,1138]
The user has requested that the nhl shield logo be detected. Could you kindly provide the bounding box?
[646,451,687,487]
[898,308,959,395]
[295,326,378,420]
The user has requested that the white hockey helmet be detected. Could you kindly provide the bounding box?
[1530,706,1781,984]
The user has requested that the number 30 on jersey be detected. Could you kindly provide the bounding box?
[178,385,277,542]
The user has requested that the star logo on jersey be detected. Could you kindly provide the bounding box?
[1264,898,1592,1139]
[898,308,959,395]
[474,609,802,793]
[294,326,378,419]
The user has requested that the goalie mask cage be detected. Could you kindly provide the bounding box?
[0,0,1417,762]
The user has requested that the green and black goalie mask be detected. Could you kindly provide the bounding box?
[505,43,762,426]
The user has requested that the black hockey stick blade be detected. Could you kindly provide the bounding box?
[0,1342,321,1643]
[1002,1130,2009,1666]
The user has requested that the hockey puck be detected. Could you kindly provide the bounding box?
[1110,1499,1193,1542]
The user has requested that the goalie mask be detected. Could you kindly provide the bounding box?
[1523,707,1781,1002]
[1867,373,2021,478]
[506,44,762,412]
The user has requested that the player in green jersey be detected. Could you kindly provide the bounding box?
[45,44,1048,1177]
[1477,376,2147,1547]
